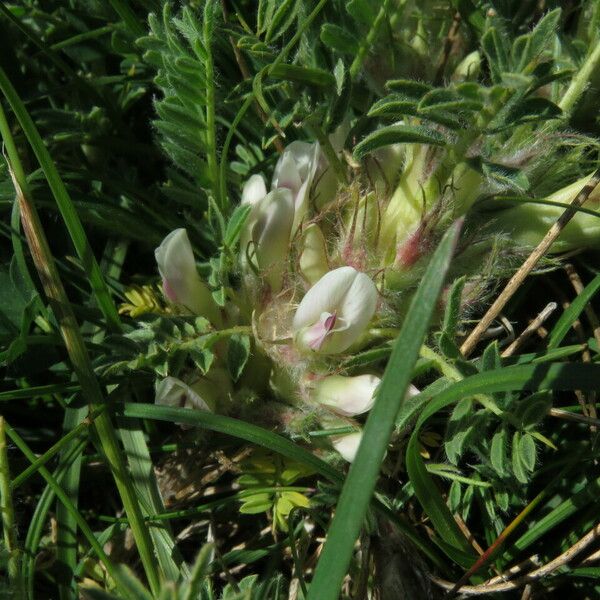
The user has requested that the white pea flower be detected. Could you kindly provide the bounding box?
[293,266,378,354]
[250,188,295,292]
[331,431,363,463]
[299,223,329,285]
[155,376,212,411]
[155,228,220,325]
[272,141,337,229]
[312,374,380,416]
[272,141,319,231]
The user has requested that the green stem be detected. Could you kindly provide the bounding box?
[0,103,161,595]
[349,0,391,80]
[50,24,115,50]
[306,122,348,185]
[204,1,222,210]
[420,345,503,416]
[559,40,600,115]
[0,417,23,599]
[219,95,254,217]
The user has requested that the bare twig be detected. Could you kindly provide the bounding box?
[501,302,558,357]
[461,169,600,357]
[565,263,600,424]
[435,11,462,84]
[434,522,600,595]
[565,263,600,349]
[549,407,600,427]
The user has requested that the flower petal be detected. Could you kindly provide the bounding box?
[331,431,362,462]
[253,188,295,291]
[292,266,357,331]
[312,374,380,416]
[328,271,378,352]
[155,229,220,324]
[242,174,267,206]
[299,224,329,284]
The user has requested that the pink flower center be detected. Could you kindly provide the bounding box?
[306,311,338,351]
[162,277,178,303]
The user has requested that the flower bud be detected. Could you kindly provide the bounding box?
[155,229,221,325]
[242,173,267,207]
[312,374,380,416]
[331,431,362,462]
[273,141,320,231]
[251,188,295,291]
[452,50,481,82]
[299,224,329,285]
[293,266,378,354]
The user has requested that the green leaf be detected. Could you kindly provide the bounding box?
[110,564,153,600]
[320,24,359,54]
[346,0,375,25]
[265,0,298,42]
[481,160,530,192]
[227,334,251,382]
[385,79,432,96]
[399,361,600,565]
[368,94,419,118]
[353,124,446,159]
[511,431,528,483]
[522,8,561,71]
[182,543,214,600]
[442,276,466,339]
[333,59,345,95]
[480,341,501,372]
[515,391,552,429]
[488,97,562,131]
[120,403,344,485]
[418,88,482,112]
[490,427,508,476]
[448,480,461,512]
[452,0,485,33]
[519,432,537,472]
[269,63,336,88]
[224,204,252,249]
[307,222,464,599]
[481,27,509,82]
[0,67,121,331]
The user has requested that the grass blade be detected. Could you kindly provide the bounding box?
[0,66,121,331]
[0,416,24,599]
[56,405,88,600]
[117,414,187,581]
[306,221,463,600]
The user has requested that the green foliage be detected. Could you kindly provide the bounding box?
[3,1,600,599]
[236,452,313,532]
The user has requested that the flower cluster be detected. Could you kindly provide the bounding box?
[153,140,394,461]
[151,132,600,462]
